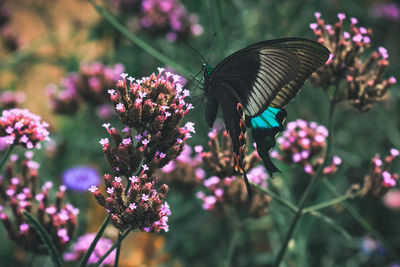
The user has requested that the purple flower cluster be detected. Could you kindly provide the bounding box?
[47,62,124,118]
[272,119,342,176]
[91,68,194,232]
[370,3,400,22]
[115,0,203,42]
[362,148,399,197]
[64,233,115,266]
[0,108,50,149]
[309,12,396,111]
[0,91,26,109]
[62,166,100,192]
[194,129,271,218]
[0,154,79,254]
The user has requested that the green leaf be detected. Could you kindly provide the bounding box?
[22,211,63,267]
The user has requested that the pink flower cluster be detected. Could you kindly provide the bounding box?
[309,12,396,111]
[197,165,268,211]
[0,91,26,109]
[89,173,170,232]
[159,144,205,191]
[92,68,194,232]
[362,148,399,198]
[370,3,400,22]
[0,108,50,149]
[120,0,203,42]
[272,119,341,176]
[64,233,115,266]
[371,148,399,187]
[47,62,124,118]
[0,154,78,253]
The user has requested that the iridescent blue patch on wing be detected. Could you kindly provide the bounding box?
[251,107,281,129]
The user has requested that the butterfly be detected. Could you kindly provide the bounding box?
[202,38,330,199]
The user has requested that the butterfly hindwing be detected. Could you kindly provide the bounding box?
[250,107,287,176]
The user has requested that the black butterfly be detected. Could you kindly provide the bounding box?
[202,38,330,199]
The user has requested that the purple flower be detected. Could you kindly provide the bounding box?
[62,166,100,192]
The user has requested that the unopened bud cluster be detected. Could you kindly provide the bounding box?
[272,119,342,176]
[91,68,194,232]
[46,62,124,118]
[309,12,396,111]
[361,148,399,198]
[196,129,271,218]
[0,154,79,254]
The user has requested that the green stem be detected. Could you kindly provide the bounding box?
[250,182,298,213]
[225,220,241,267]
[78,215,111,267]
[322,179,400,262]
[303,191,358,213]
[89,0,191,77]
[93,229,132,267]
[274,91,337,266]
[0,144,15,172]
[114,232,123,267]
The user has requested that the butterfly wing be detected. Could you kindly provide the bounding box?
[209,38,330,117]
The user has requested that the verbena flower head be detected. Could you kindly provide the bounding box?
[92,68,193,232]
[196,128,271,218]
[272,119,341,176]
[0,154,78,254]
[62,166,100,192]
[158,144,205,192]
[309,12,396,111]
[47,62,124,117]
[0,108,50,149]
[122,0,203,42]
[64,233,115,266]
[361,148,399,197]
[0,91,26,109]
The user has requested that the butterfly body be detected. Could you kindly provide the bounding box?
[202,38,330,199]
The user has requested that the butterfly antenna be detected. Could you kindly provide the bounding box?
[207,32,218,62]
[182,39,207,63]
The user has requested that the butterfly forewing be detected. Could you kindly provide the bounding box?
[210,46,301,117]
[209,38,330,116]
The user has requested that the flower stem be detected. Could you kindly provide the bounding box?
[250,182,299,213]
[93,229,132,267]
[225,219,241,267]
[78,215,110,267]
[114,232,123,267]
[0,143,15,172]
[274,93,337,266]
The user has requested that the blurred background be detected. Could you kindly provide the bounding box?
[0,0,399,266]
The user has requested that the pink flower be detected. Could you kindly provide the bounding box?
[383,189,400,210]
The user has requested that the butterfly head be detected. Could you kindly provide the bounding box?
[202,62,213,80]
